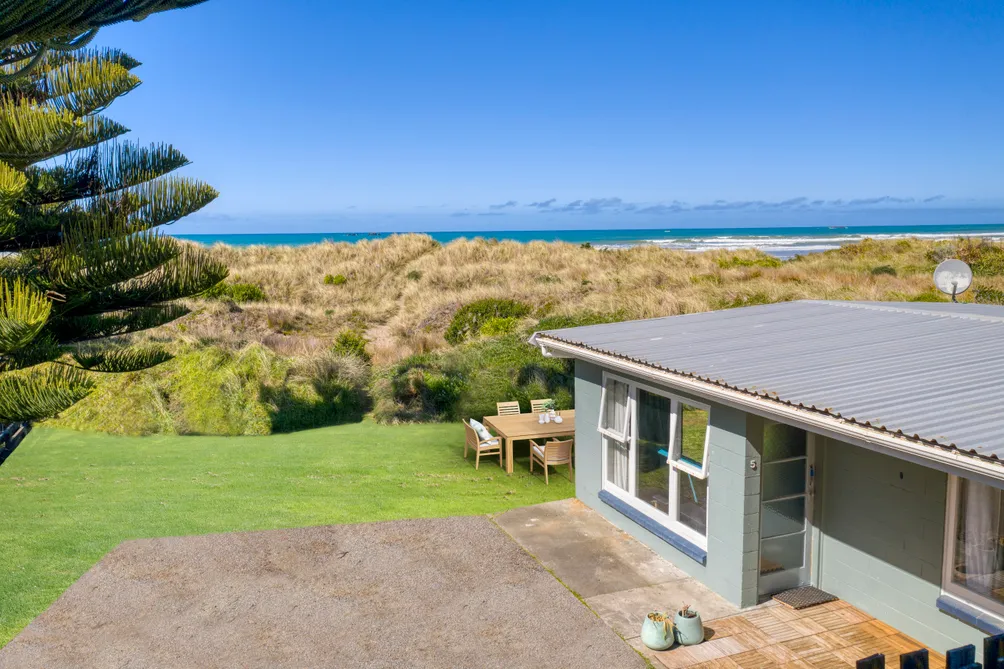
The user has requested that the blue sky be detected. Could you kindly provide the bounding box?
[95,0,1004,233]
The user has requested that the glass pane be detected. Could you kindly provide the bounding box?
[677,472,708,536]
[605,438,629,490]
[951,478,1004,605]
[601,378,629,436]
[635,390,671,513]
[762,459,806,501]
[764,422,807,462]
[762,497,806,539]
[679,404,709,470]
[760,533,805,574]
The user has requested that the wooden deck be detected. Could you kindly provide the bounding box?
[639,599,946,669]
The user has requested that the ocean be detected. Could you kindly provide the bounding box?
[175,223,1004,259]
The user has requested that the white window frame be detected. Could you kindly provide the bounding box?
[941,475,1004,620]
[598,372,711,549]
[669,399,712,480]
[597,374,632,443]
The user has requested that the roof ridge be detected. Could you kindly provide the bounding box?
[805,299,1004,324]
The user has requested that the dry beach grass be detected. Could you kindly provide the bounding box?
[189,234,949,361]
[47,234,1004,434]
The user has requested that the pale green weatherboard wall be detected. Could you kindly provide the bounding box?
[817,437,987,654]
[574,360,760,607]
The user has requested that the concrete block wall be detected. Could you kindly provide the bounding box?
[573,360,758,607]
[817,437,987,654]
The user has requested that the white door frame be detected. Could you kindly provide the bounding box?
[757,432,816,596]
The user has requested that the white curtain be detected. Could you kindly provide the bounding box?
[602,378,629,436]
[602,378,630,490]
[960,478,1002,595]
[606,438,629,490]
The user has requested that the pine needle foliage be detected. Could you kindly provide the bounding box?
[0,37,225,430]
[0,1,208,80]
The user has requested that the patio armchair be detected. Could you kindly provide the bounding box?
[464,420,503,470]
[530,398,553,414]
[496,401,521,416]
[529,438,573,485]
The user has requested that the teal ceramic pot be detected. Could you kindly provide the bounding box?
[640,613,675,651]
[673,609,704,646]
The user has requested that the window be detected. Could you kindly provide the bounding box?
[598,377,631,442]
[599,372,712,548]
[943,476,1004,618]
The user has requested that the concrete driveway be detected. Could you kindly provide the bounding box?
[0,517,643,669]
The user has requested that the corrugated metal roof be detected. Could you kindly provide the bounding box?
[534,300,1004,462]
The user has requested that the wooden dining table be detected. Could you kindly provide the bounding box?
[483,410,576,475]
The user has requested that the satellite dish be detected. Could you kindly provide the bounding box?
[933,259,973,302]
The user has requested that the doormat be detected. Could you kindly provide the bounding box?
[772,586,838,610]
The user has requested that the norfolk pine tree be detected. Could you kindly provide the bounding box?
[0,1,224,462]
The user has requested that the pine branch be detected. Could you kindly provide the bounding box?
[0,99,128,168]
[73,245,228,314]
[0,333,62,372]
[71,346,171,372]
[0,2,210,53]
[86,176,219,231]
[0,277,51,355]
[41,55,140,116]
[52,303,189,341]
[0,364,93,422]
[0,160,27,206]
[0,205,86,250]
[25,142,189,204]
[45,224,182,295]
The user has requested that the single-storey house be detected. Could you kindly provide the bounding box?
[529,300,1004,654]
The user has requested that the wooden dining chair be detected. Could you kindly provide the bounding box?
[496,401,521,416]
[464,421,502,470]
[529,437,573,485]
[530,398,553,414]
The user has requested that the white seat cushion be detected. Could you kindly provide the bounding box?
[479,439,500,448]
[532,444,545,458]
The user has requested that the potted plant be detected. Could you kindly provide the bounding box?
[674,603,704,646]
[640,611,675,651]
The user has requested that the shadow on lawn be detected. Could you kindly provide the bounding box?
[262,378,370,433]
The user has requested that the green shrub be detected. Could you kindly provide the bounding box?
[333,329,371,363]
[372,334,573,423]
[580,242,592,249]
[932,240,1004,277]
[444,298,532,344]
[324,273,348,285]
[406,269,422,281]
[533,311,624,332]
[907,289,947,303]
[870,265,897,276]
[203,281,267,303]
[716,252,782,269]
[975,287,1004,305]
[48,345,370,436]
[479,316,520,337]
[967,248,1004,277]
[712,291,782,310]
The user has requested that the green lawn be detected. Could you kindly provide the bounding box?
[0,422,573,646]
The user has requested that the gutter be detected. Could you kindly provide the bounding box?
[530,333,1004,485]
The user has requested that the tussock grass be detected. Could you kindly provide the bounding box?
[188,234,950,362]
[52,234,1001,433]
